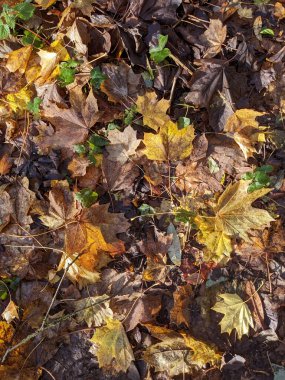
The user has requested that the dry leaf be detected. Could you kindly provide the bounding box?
[212,293,254,339]
[202,19,227,58]
[196,180,274,262]
[224,109,266,159]
[73,294,113,327]
[106,125,141,164]
[143,121,195,161]
[136,91,170,131]
[144,327,220,376]
[244,281,265,331]
[6,87,33,113]
[0,154,12,175]
[6,45,33,74]
[170,285,192,328]
[1,301,19,323]
[90,317,134,373]
[274,2,285,20]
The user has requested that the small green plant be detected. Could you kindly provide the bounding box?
[22,30,43,48]
[0,2,35,40]
[260,28,274,37]
[58,60,80,86]
[76,188,98,208]
[242,165,273,193]
[74,133,109,164]
[138,203,155,215]
[90,67,106,89]
[149,34,171,64]
[124,105,137,125]
[0,277,20,301]
[27,96,42,116]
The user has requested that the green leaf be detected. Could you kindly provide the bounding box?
[123,106,137,125]
[258,165,273,173]
[260,28,274,37]
[178,117,190,129]
[90,67,106,89]
[2,4,16,29]
[75,188,98,208]
[138,203,155,215]
[88,134,109,149]
[174,207,195,224]
[149,34,171,64]
[27,97,42,115]
[58,60,79,87]
[22,30,43,48]
[0,22,10,40]
[14,2,35,21]
[74,144,87,154]
[107,122,120,132]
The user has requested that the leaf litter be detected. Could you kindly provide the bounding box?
[0,0,285,379]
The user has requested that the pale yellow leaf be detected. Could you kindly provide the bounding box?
[6,88,33,113]
[73,295,113,327]
[212,293,254,339]
[90,317,134,372]
[136,91,170,131]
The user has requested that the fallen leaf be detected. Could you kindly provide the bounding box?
[106,125,141,164]
[224,109,267,159]
[90,317,134,373]
[143,120,195,161]
[136,91,170,131]
[0,154,12,175]
[244,281,266,331]
[274,2,285,20]
[201,19,227,58]
[102,158,139,192]
[212,293,254,339]
[73,294,113,327]
[170,285,192,328]
[6,87,33,113]
[196,180,274,262]
[144,327,221,376]
[167,222,182,266]
[1,301,19,323]
[6,45,33,74]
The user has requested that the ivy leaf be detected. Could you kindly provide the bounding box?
[123,105,137,125]
[195,180,274,262]
[149,34,171,64]
[58,60,79,87]
[212,293,254,339]
[90,67,106,89]
[27,97,42,116]
[0,22,10,40]
[14,2,35,21]
[75,188,98,208]
[143,120,195,161]
[90,317,134,373]
[22,30,43,48]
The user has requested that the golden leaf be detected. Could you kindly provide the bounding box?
[136,91,170,131]
[6,87,33,113]
[212,293,254,339]
[224,109,266,159]
[274,2,285,20]
[143,120,195,161]
[196,180,274,262]
[143,326,220,376]
[90,317,134,373]
[6,45,33,74]
[34,0,57,8]
[0,154,12,175]
[73,295,113,327]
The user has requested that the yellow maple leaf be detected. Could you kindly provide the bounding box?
[90,317,134,373]
[224,109,267,159]
[6,45,33,74]
[143,326,220,376]
[212,293,254,339]
[6,87,33,113]
[196,180,274,262]
[143,120,195,161]
[136,91,170,131]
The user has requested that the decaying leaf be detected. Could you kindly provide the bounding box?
[170,285,192,328]
[73,294,113,327]
[212,293,254,339]
[224,109,267,159]
[106,125,141,164]
[136,91,170,131]
[196,180,274,262]
[143,121,195,161]
[1,300,19,323]
[144,326,221,376]
[90,317,134,372]
[201,19,227,58]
